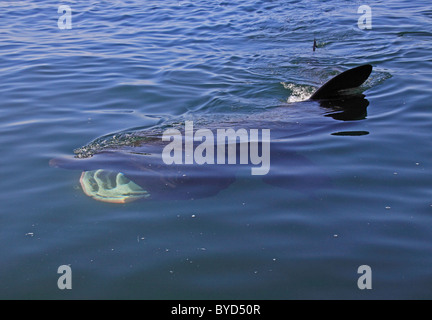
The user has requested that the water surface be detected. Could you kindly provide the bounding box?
[1,0,432,299]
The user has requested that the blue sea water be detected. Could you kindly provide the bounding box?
[1,0,432,299]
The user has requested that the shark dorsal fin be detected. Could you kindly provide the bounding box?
[310,64,372,100]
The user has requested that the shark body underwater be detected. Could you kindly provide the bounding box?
[50,64,373,203]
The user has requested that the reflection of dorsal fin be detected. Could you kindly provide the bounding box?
[310,64,372,100]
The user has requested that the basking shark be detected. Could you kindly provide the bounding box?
[50,64,373,203]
